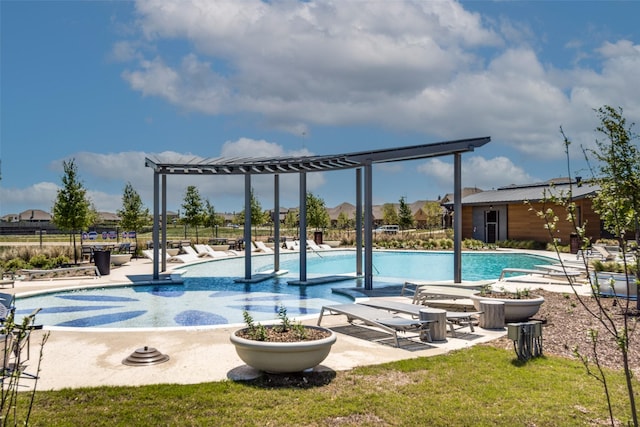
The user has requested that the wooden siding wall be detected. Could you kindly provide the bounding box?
[461,206,474,238]
[462,198,602,244]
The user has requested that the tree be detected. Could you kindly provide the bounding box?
[117,182,149,252]
[534,106,638,426]
[306,192,329,231]
[336,211,352,230]
[238,189,266,236]
[52,159,92,264]
[181,185,204,242]
[397,196,414,230]
[250,189,266,228]
[203,199,224,237]
[589,106,640,253]
[422,201,442,235]
[381,203,399,225]
[284,210,298,230]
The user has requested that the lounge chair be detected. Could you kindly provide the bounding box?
[498,267,582,284]
[306,240,331,251]
[591,245,635,262]
[317,303,433,347]
[253,241,274,254]
[0,293,14,311]
[411,285,477,304]
[283,241,299,251]
[359,299,482,337]
[168,247,202,263]
[2,307,42,380]
[194,244,229,258]
[0,278,14,289]
[143,248,197,263]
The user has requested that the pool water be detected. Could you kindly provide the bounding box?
[16,250,554,329]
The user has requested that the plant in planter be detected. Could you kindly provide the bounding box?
[470,286,545,322]
[230,306,336,374]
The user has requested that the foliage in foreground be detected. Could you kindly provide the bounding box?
[19,346,638,426]
[533,105,639,426]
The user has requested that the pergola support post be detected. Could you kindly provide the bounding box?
[356,168,362,276]
[364,162,373,290]
[273,174,280,272]
[161,174,167,273]
[453,152,462,283]
[152,171,160,281]
[244,173,252,280]
[299,172,307,282]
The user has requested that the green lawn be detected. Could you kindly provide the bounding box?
[14,346,637,426]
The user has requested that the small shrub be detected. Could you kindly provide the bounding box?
[2,257,28,272]
[29,254,50,268]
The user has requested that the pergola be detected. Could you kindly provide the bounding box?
[145,136,490,289]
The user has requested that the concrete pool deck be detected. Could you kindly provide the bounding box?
[5,250,591,391]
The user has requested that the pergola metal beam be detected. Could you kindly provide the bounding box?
[146,137,491,282]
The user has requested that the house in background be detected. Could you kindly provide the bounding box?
[18,209,52,222]
[0,214,19,223]
[458,178,601,245]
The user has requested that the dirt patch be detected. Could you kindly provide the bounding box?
[485,290,640,371]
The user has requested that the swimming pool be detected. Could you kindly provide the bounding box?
[16,250,554,329]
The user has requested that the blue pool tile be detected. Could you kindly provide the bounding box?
[56,295,139,302]
[174,310,228,326]
[16,305,123,315]
[56,310,147,327]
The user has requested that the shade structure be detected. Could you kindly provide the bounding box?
[146,137,491,289]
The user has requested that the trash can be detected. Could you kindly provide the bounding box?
[93,250,111,275]
[569,233,580,254]
[313,231,323,245]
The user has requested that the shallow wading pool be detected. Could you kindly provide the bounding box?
[16,250,554,329]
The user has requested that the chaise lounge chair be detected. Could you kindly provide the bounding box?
[359,299,482,337]
[498,267,582,284]
[283,241,300,251]
[410,285,477,304]
[317,303,433,347]
[306,240,332,251]
[253,241,274,254]
[194,244,230,258]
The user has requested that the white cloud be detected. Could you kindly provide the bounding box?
[26,139,326,214]
[417,156,537,191]
[0,182,60,214]
[116,0,640,164]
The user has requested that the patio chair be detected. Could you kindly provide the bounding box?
[0,293,14,311]
[194,244,230,258]
[317,303,433,347]
[306,240,331,251]
[253,241,274,254]
[591,245,618,261]
[359,299,482,337]
[411,285,477,304]
[165,246,202,263]
[498,267,582,284]
[283,241,299,251]
[0,278,14,289]
[1,307,42,381]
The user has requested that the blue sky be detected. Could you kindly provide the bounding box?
[1,1,639,217]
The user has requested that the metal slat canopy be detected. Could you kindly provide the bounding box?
[146,136,490,288]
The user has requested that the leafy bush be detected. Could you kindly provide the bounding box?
[29,254,50,268]
[497,240,546,250]
[2,257,29,272]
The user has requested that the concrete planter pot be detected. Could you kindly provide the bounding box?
[110,254,132,266]
[592,272,638,298]
[470,292,545,323]
[230,326,336,373]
